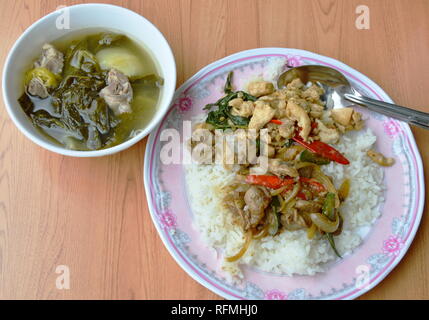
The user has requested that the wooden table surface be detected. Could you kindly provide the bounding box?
[0,0,428,300]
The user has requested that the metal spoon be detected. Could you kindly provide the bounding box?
[277,65,429,130]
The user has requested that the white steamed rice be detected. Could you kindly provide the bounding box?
[184,58,384,278]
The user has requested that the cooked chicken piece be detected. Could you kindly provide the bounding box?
[247,81,275,97]
[228,98,255,117]
[191,132,214,164]
[286,78,304,90]
[334,109,364,132]
[298,165,313,178]
[280,146,302,161]
[302,84,324,102]
[310,103,324,119]
[244,186,270,227]
[278,118,295,139]
[284,89,301,100]
[192,126,214,145]
[286,101,311,141]
[190,123,215,159]
[295,200,322,213]
[26,43,64,98]
[193,122,215,131]
[27,77,49,99]
[268,158,299,177]
[290,97,311,111]
[273,100,288,119]
[248,101,275,131]
[315,119,339,144]
[259,93,288,119]
[259,90,287,102]
[229,98,243,108]
[245,134,259,165]
[34,43,64,75]
[224,191,250,229]
[367,149,395,167]
[221,131,237,170]
[281,78,304,100]
[234,129,251,164]
[267,145,276,158]
[99,69,133,115]
[351,110,364,130]
[257,130,275,158]
[331,108,354,126]
[266,122,280,140]
[220,128,254,168]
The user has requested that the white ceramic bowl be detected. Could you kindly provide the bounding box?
[2,3,176,157]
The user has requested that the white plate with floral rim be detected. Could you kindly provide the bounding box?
[143,48,425,300]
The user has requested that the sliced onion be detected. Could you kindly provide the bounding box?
[310,211,340,233]
[307,223,317,239]
[294,162,316,170]
[252,226,268,240]
[279,182,301,213]
[270,184,291,196]
[276,146,287,157]
[281,199,296,215]
[338,178,350,202]
[284,223,304,231]
[280,182,300,212]
[312,167,340,208]
[277,194,285,208]
[226,230,252,262]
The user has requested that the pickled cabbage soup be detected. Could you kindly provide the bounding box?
[18,32,162,150]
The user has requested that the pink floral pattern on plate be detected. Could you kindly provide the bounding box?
[144,48,424,300]
[383,119,402,138]
[382,235,404,257]
[265,289,288,300]
[173,94,193,113]
[159,209,177,229]
[286,54,304,67]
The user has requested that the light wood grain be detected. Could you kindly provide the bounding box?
[0,0,428,300]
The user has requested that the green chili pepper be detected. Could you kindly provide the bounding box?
[299,149,331,165]
[224,71,233,93]
[326,233,342,258]
[322,192,336,220]
[322,193,342,258]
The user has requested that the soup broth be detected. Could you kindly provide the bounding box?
[18,29,162,151]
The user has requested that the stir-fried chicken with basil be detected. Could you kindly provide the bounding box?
[191,72,394,261]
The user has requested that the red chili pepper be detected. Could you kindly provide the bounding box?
[269,119,283,125]
[297,191,307,200]
[292,136,350,165]
[300,177,326,193]
[245,175,295,189]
